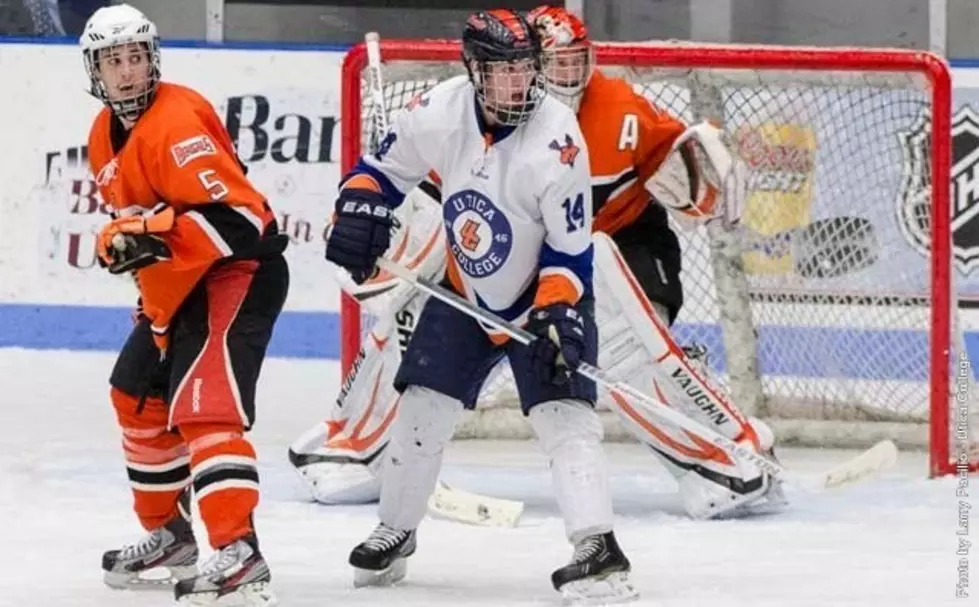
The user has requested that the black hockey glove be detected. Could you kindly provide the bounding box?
[325,188,393,284]
[99,233,172,275]
[526,302,586,386]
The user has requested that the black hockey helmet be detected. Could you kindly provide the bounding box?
[462,9,544,126]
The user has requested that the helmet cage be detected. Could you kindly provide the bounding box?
[467,55,545,127]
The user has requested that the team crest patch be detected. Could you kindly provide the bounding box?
[549,134,580,167]
[95,157,119,187]
[443,189,513,278]
[170,134,218,168]
[898,105,979,273]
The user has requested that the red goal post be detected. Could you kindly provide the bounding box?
[339,39,979,478]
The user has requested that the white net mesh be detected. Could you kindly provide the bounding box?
[348,42,979,474]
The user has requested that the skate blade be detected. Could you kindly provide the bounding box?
[560,572,640,606]
[352,558,407,588]
[174,580,278,607]
[104,565,197,590]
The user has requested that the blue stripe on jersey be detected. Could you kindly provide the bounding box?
[344,160,407,207]
[539,242,594,296]
[475,278,538,322]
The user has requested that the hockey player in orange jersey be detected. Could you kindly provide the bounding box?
[83,4,286,605]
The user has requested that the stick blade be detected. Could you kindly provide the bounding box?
[819,439,899,490]
[427,481,524,528]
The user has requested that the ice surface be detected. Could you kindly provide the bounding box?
[0,348,970,606]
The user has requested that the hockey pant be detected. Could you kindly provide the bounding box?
[111,255,288,548]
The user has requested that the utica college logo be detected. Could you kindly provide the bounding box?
[443,189,512,278]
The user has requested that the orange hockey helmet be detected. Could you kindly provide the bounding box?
[527,5,594,112]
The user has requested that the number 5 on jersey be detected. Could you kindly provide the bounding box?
[562,192,586,233]
[198,169,229,201]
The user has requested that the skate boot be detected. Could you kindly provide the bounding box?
[551,531,638,605]
[173,534,277,606]
[102,514,199,589]
[348,523,416,588]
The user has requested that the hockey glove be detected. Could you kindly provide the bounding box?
[325,188,393,284]
[98,233,173,275]
[526,302,586,386]
[97,205,175,274]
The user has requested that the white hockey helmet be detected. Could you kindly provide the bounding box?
[80,4,161,121]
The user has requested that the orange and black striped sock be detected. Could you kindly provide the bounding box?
[180,423,260,549]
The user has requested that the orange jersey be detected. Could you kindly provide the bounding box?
[577,70,686,235]
[88,82,277,332]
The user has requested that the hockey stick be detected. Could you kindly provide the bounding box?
[361,32,525,528]
[375,257,899,492]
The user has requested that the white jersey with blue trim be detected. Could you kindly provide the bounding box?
[347,75,593,330]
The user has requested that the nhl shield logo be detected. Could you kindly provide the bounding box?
[898,104,979,274]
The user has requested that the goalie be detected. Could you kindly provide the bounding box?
[291,5,786,521]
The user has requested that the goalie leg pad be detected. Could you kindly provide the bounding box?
[592,232,786,518]
[288,422,383,505]
[528,399,614,542]
[378,386,463,531]
[593,232,760,445]
[288,296,425,505]
[642,417,787,519]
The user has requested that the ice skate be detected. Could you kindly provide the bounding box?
[173,534,276,606]
[348,523,416,588]
[552,532,639,605]
[102,513,199,590]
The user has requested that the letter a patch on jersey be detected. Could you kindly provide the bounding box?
[170,134,218,168]
[549,134,580,167]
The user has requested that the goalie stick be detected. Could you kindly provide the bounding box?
[374,256,899,493]
[360,31,525,528]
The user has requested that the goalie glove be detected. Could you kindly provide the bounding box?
[646,121,746,226]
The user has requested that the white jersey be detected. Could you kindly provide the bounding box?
[348,75,593,335]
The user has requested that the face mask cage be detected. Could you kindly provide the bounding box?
[84,40,161,122]
[540,44,593,112]
[469,56,546,127]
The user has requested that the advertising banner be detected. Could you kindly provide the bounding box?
[1,41,978,361]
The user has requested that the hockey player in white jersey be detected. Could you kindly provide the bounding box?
[323,8,636,602]
[294,7,785,523]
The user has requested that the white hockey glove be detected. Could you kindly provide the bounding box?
[646,121,747,228]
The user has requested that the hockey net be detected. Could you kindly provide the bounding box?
[339,40,979,477]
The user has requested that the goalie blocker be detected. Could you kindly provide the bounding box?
[290,182,785,520]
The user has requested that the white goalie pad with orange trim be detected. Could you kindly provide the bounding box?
[287,302,412,504]
[592,232,786,518]
[289,181,443,504]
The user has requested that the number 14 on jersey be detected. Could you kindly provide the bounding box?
[562,192,586,233]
